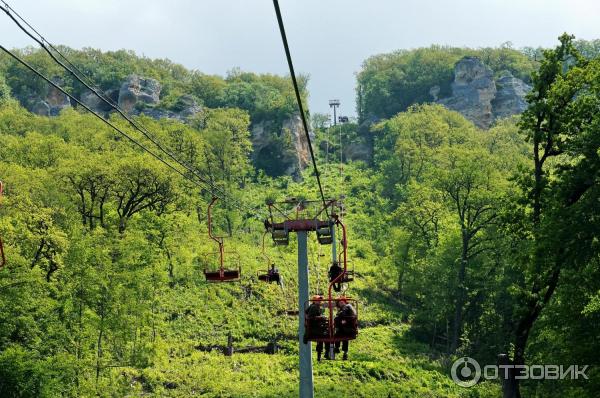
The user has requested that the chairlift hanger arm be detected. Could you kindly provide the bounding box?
[327,219,348,295]
[269,202,291,222]
[261,231,271,265]
[313,199,337,220]
[207,196,223,245]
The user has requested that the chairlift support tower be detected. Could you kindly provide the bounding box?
[266,199,337,398]
[329,99,340,127]
[327,99,340,167]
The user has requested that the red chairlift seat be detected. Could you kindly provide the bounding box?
[202,250,241,282]
[303,297,358,344]
[204,269,240,281]
[203,197,241,283]
[204,268,241,282]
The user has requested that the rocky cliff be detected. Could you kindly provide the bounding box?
[251,115,310,178]
[18,73,308,176]
[492,70,531,119]
[27,77,71,116]
[436,56,531,128]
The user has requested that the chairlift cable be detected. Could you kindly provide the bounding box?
[0,2,265,222]
[0,44,248,218]
[272,0,329,217]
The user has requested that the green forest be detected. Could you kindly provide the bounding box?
[0,28,600,398]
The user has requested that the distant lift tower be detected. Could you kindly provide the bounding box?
[329,99,340,126]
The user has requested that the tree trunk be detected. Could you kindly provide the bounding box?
[118,217,126,234]
[95,303,105,387]
[397,238,411,298]
[226,214,233,237]
[451,234,469,352]
[498,354,521,398]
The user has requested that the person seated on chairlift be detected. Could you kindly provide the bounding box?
[268,264,283,287]
[305,295,328,361]
[334,296,357,360]
[328,261,343,292]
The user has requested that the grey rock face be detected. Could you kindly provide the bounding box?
[140,108,177,119]
[118,75,161,113]
[136,95,202,121]
[284,114,311,172]
[438,56,496,129]
[29,77,71,116]
[174,95,202,119]
[429,85,440,101]
[30,100,51,116]
[46,82,72,116]
[251,114,310,177]
[81,88,118,114]
[344,142,371,162]
[437,57,531,128]
[492,71,531,120]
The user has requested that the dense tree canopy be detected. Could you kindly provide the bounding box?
[1,35,599,398]
[356,44,538,122]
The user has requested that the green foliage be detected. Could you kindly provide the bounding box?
[356,44,538,121]
[0,72,10,103]
[0,47,305,126]
[1,35,599,398]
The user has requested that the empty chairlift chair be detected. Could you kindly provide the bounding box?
[203,196,241,282]
[205,266,240,282]
[265,198,337,247]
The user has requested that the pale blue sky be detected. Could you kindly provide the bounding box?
[1,0,599,117]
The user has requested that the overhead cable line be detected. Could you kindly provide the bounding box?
[0,45,202,189]
[0,4,218,197]
[0,44,263,221]
[272,0,330,216]
[0,2,263,220]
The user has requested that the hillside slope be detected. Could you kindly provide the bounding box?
[1,37,600,398]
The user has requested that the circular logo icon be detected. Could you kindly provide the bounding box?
[451,357,481,387]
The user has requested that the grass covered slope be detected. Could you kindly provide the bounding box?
[0,100,499,396]
[2,36,600,398]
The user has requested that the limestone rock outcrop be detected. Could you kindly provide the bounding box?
[436,57,531,128]
[29,77,71,116]
[438,57,497,129]
[81,88,119,113]
[118,75,161,113]
[492,71,531,120]
[251,114,312,178]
